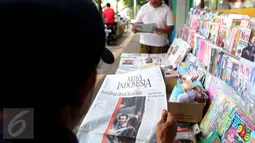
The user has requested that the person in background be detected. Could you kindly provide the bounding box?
[242,31,255,61]
[103,3,115,25]
[0,0,177,143]
[103,3,117,43]
[132,0,174,54]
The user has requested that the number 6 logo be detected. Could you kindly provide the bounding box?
[8,111,29,137]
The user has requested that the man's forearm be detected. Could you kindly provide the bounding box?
[160,26,174,34]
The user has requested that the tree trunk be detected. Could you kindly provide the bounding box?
[98,0,102,15]
[200,0,204,8]
[116,0,119,14]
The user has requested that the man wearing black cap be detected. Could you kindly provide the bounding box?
[0,0,176,143]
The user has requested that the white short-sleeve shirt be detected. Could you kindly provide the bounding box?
[135,2,174,47]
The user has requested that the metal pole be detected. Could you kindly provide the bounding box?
[134,0,137,18]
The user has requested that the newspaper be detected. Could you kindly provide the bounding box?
[117,53,168,74]
[77,66,167,143]
[131,23,157,33]
[116,38,191,74]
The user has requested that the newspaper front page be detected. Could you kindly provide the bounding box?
[77,66,167,143]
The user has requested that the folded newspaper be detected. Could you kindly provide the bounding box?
[131,23,157,33]
[77,66,167,143]
[116,38,191,74]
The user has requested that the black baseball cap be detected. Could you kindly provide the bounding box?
[0,0,114,65]
[0,0,115,109]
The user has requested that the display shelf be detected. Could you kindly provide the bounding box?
[213,8,255,17]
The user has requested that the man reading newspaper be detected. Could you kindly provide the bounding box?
[1,0,177,143]
[132,0,174,54]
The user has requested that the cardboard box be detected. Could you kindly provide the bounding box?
[165,77,178,95]
[168,102,205,123]
[165,77,205,123]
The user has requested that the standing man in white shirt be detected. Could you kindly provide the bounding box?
[133,0,174,53]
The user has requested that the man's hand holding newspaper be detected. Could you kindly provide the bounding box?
[157,109,177,143]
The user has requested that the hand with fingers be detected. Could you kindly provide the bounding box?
[155,28,163,35]
[156,109,177,143]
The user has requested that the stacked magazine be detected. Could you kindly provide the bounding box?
[77,66,167,143]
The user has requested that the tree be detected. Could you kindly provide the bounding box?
[122,0,147,19]
[93,0,103,14]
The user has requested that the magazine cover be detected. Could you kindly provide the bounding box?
[240,15,250,28]
[236,28,252,57]
[209,46,222,76]
[216,24,227,48]
[187,30,196,48]
[236,58,255,121]
[166,38,191,69]
[223,13,229,26]
[204,42,213,70]
[215,52,224,78]
[232,28,242,55]
[181,25,190,41]
[207,77,221,101]
[241,29,255,63]
[231,17,241,28]
[199,19,204,34]
[184,53,197,68]
[225,27,238,52]
[231,14,245,28]
[193,33,206,56]
[224,56,240,90]
[197,39,207,63]
[219,54,229,80]
[190,15,199,31]
[210,12,217,23]
[206,22,212,39]
[249,17,255,29]
[208,23,219,43]
[201,20,210,37]
[200,92,237,138]
[77,66,167,143]
[204,73,213,92]
[221,109,255,143]
[225,14,240,44]
[215,13,225,25]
